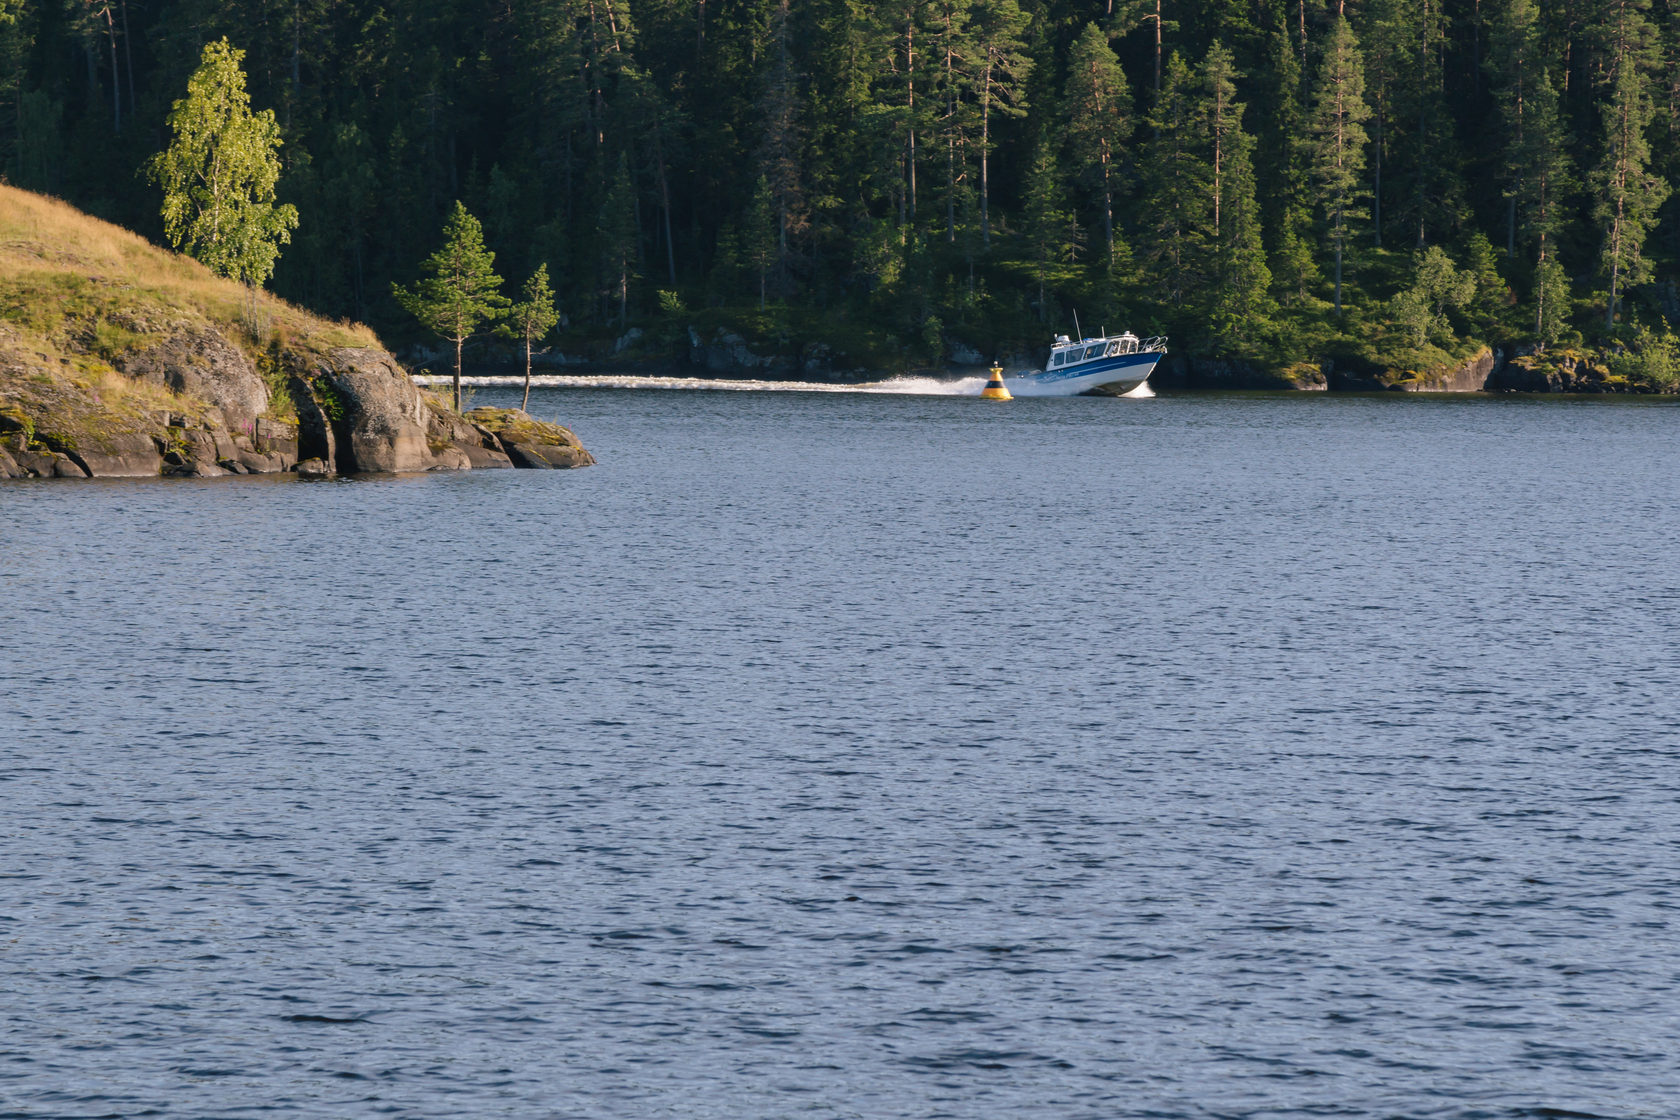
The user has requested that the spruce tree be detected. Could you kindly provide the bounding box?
[598,153,639,324]
[1063,23,1132,269]
[1489,0,1542,258]
[1020,132,1071,320]
[1355,0,1407,249]
[927,0,974,245]
[393,201,508,411]
[1389,0,1462,247]
[1524,67,1573,340]
[757,0,806,293]
[1137,54,1212,311]
[1260,28,1320,306]
[1202,42,1273,344]
[969,0,1031,248]
[1307,18,1372,316]
[744,174,777,310]
[1534,257,1572,347]
[1592,0,1668,326]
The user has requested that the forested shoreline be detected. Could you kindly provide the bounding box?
[5,0,1680,386]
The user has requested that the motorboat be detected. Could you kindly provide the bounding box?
[1003,331,1167,396]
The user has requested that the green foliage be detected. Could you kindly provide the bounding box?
[393,201,507,407]
[1608,322,1680,391]
[1137,54,1211,310]
[1389,246,1474,347]
[1019,132,1073,319]
[921,314,944,362]
[147,39,298,288]
[1307,18,1371,315]
[1202,41,1272,346]
[16,0,1680,379]
[500,262,560,409]
[1460,232,1510,336]
[1063,23,1131,268]
[502,264,561,353]
[313,377,347,423]
[1534,258,1572,348]
[1591,1,1670,325]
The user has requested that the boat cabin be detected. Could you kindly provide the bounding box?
[1047,332,1146,369]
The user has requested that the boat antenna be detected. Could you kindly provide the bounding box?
[1072,309,1082,340]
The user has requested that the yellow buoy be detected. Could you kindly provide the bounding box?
[980,362,1013,400]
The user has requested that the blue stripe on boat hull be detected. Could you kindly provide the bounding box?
[1003,352,1162,397]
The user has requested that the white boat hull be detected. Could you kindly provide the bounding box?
[1001,351,1162,397]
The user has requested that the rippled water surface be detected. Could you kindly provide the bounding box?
[4,389,1679,1119]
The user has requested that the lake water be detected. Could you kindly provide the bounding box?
[3,387,1678,1119]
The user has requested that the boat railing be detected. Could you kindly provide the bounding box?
[1139,336,1168,353]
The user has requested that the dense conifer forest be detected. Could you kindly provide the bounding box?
[5,0,1680,384]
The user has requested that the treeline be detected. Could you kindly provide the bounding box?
[5,1,1680,381]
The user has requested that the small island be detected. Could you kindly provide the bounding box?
[0,186,591,480]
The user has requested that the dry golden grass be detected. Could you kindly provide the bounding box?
[0,184,380,353]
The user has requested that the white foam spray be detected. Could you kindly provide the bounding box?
[412,372,992,396]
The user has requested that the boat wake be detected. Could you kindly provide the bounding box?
[413,373,1155,398]
[413,372,988,395]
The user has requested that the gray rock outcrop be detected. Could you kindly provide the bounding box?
[115,325,270,432]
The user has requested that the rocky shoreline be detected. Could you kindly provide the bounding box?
[0,339,592,480]
[0,187,592,481]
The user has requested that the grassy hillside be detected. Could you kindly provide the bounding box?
[0,185,381,462]
[0,183,376,362]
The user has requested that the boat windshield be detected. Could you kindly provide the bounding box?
[1045,332,1162,368]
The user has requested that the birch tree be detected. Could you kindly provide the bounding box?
[148,38,299,290]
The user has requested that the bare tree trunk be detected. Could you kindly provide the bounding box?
[980,67,991,247]
[290,0,300,128]
[522,337,533,411]
[1155,0,1163,92]
[102,5,120,131]
[906,20,917,224]
[1335,221,1344,315]
[454,336,464,411]
[1373,105,1383,246]
[656,127,677,285]
[120,0,135,123]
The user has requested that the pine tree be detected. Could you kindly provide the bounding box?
[500,264,561,411]
[1534,257,1571,347]
[1489,0,1542,258]
[744,173,776,309]
[756,0,806,295]
[969,0,1031,249]
[1259,28,1320,307]
[393,201,508,410]
[1390,0,1462,247]
[1202,42,1273,342]
[1136,54,1212,312]
[1063,23,1131,269]
[1592,0,1668,326]
[1523,66,1573,339]
[1356,0,1407,248]
[598,152,639,324]
[148,38,299,289]
[927,0,974,245]
[1307,17,1371,316]
[1020,132,1071,320]
[1461,231,1509,337]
